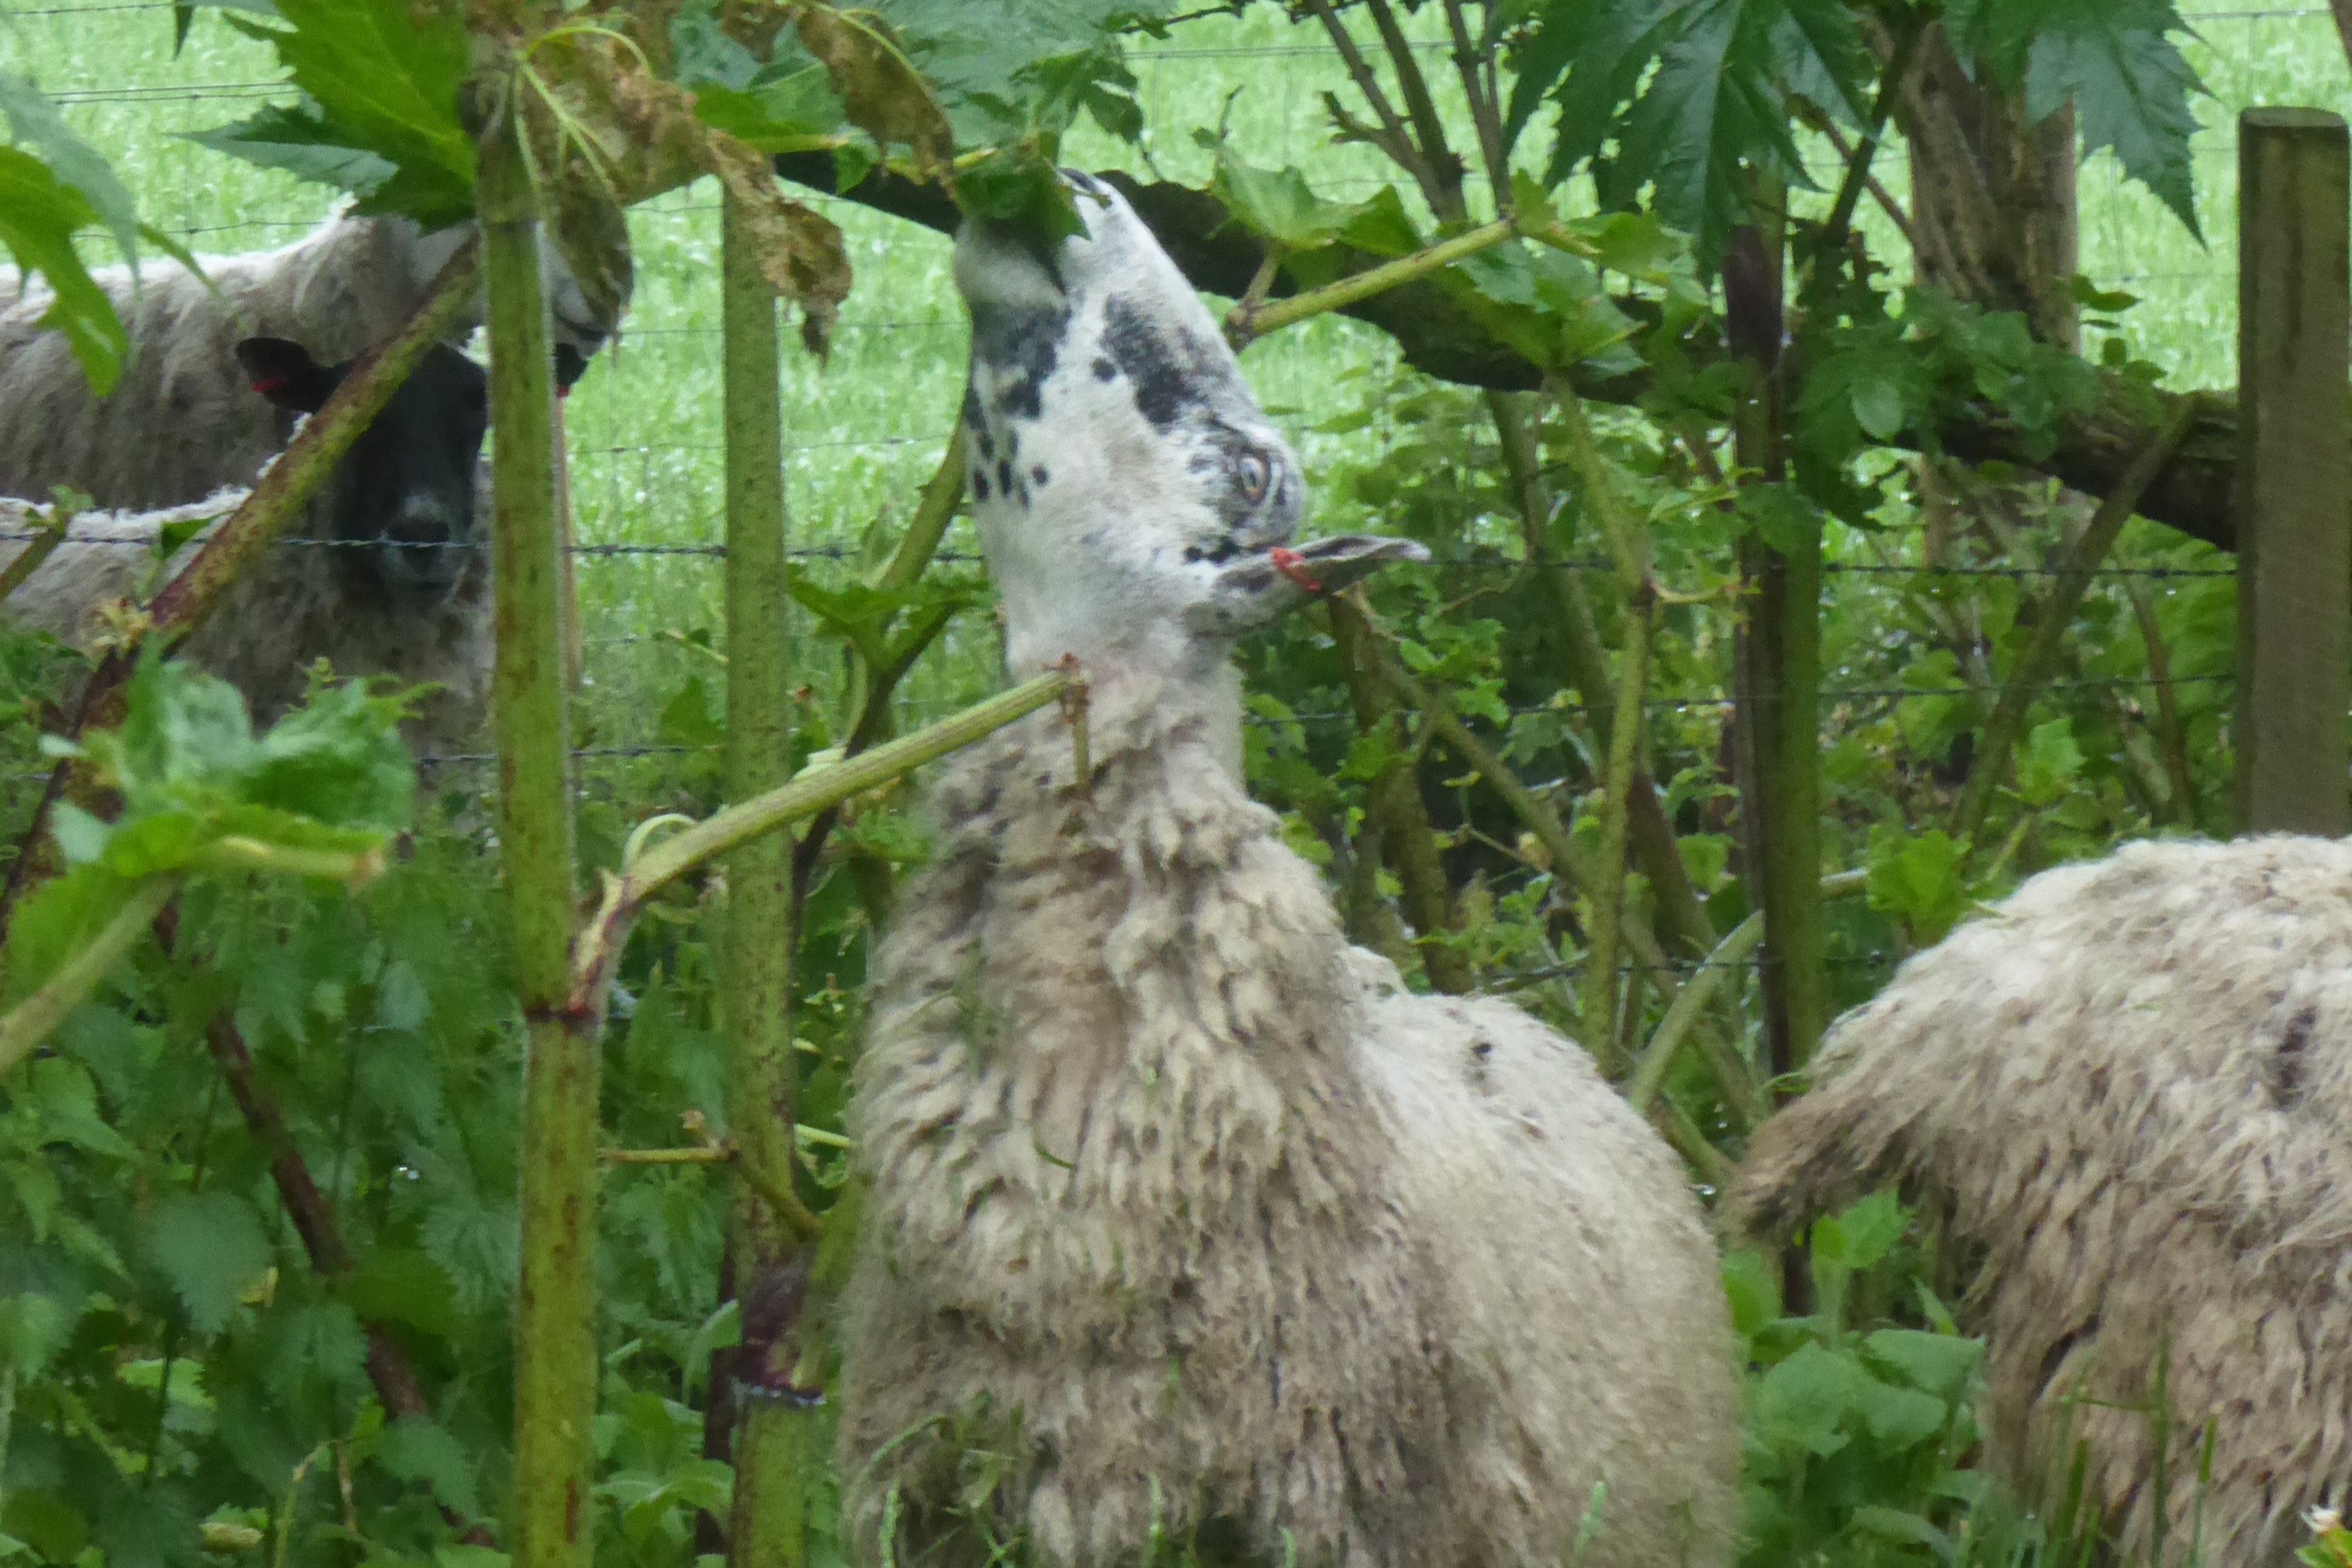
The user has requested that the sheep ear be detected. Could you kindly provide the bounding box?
[234,337,338,413]
[1185,535,1430,638]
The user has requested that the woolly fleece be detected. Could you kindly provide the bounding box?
[0,490,489,752]
[1731,834,2352,1568]
[835,178,1737,1568]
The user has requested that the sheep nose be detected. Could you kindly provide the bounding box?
[385,494,461,547]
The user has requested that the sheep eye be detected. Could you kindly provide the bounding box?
[1234,450,1271,503]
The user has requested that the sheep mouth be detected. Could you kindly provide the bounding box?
[1266,535,1428,595]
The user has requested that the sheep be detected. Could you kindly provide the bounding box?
[1,336,495,753]
[0,209,618,511]
[1729,833,2352,1568]
[831,174,1740,1568]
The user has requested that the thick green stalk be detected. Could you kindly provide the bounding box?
[482,98,593,1568]
[1724,180,1829,1080]
[718,189,817,1568]
[0,872,178,1076]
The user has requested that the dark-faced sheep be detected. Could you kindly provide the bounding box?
[3,337,495,751]
[1731,834,2352,1568]
[832,175,1738,1568]
[0,210,618,511]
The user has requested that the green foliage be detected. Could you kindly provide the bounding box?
[203,0,475,225]
[0,72,196,395]
[1731,1195,2008,1568]
[1944,0,2206,234]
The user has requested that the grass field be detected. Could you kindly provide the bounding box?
[11,0,2344,761]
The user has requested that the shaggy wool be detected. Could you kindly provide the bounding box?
[0,211,615,511]
[1731,834,2352,1568]
[0,490,490,752]
[837,675,1738,1568]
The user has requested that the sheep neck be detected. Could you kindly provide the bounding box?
[856,665,1409,1338]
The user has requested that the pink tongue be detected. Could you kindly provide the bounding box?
[1268,547,1323,594]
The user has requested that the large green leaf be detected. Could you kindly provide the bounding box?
[144,1191,272,1337]
[0,148,125,395]
[1512,0,1868,259]
[210,0,473,226]
[1945,0,2204,234]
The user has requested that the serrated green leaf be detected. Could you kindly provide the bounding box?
[1858,1377,1950,1448]
[379,1416,483,1519]
[0,1293,73,1378]
[180,101,401,198]
[1812,1188,1906,1271]
[1867,824,1970,944]
[0,148,126,395]
[144,1191,271,1337]
[215,0,473,225]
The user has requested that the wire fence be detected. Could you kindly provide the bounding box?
[0,1,2290,981]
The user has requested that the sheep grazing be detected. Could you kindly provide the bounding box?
[832,175,1739,1568]
[0,210,618,510]
[1,336,494,751]
[1731,834,2352,1568]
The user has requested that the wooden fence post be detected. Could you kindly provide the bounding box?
[2237,107,2351,835]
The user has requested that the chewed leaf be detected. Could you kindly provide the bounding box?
[796,5,954,180]
[700,131,852,354]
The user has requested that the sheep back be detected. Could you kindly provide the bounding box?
[0,216,449,509]
[0,491,490,754]
[838,691,1736,1568]
[1729,834,2352,1567]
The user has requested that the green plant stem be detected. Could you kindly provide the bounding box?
[1230,218,1514,345]
[1329,596,1473,995]
[0,872,177,1083]
[1363,0,1465,216]
[873,425,968,593]
[2127,579,2200,827]
[719,187,817,1568]
[1625,869,1866,1118]
[481,96,594,1568]
[1579,581,1654,1071]
[1627,912,1765,1118]
[569,670,1076,1014]
[1489,393,1710,954]
[1377,654,1685,1006]
[0,509,70,608]
[1951,397,2202,842]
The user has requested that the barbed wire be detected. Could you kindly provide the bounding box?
[0,530,2235,587]
[1240,670,2230,730]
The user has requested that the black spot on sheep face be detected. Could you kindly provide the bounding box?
[952,177,1423,673]
[237,336,490,601]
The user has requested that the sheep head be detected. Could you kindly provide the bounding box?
[955,174,1424,678]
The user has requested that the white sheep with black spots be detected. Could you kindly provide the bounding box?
[832,174,1740,1568]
